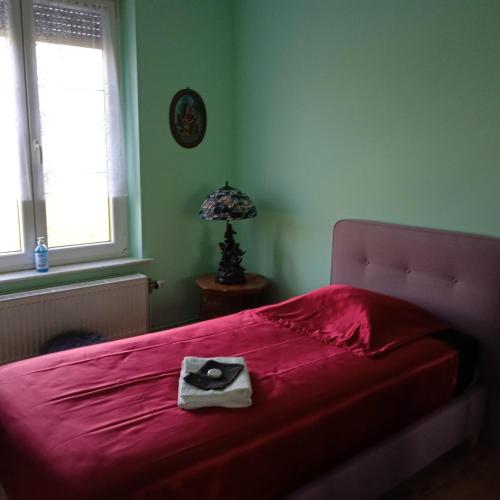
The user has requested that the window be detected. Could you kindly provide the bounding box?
[0,0,126,272]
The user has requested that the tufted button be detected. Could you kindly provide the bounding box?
[452,278,458,284]
[406,268,411,274]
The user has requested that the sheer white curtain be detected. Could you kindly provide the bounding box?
[100,0,126,198]
[32,0,126,248]
[34,0,126,196]
[0,0,30,254]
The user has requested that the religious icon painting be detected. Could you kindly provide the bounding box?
[169,88,207,148]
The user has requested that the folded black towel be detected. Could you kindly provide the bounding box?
[184,359,244,391]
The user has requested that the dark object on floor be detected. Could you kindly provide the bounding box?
[41,331,105,354]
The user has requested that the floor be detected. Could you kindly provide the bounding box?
[0,445,497,500]
[382,442,500,499]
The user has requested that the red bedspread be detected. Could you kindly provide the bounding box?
[0,309,457,499]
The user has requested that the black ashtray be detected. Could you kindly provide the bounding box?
[184,360,244,391]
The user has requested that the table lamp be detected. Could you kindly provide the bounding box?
[199,182,257,285]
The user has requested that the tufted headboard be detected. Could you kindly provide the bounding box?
[331,219,500,442]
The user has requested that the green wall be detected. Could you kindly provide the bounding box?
[132,0,234,327]
[0,0,234,330]
[234,0,500,299]
[3,0,500,327]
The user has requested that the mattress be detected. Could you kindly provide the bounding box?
[0,308,457,500]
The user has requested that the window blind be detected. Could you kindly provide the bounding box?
[34,1,102,48]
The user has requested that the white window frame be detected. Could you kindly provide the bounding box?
[0,0,127,273]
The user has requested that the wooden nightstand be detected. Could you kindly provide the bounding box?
[195,273,269,320]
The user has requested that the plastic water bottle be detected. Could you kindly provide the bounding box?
[35,237,49,272]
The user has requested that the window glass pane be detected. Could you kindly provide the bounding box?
[34,2,111,248]
[0,0,22,254]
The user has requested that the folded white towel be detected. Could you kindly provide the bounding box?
[178,356,252,410]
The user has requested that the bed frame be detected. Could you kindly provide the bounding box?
[0,220,496,500]
[288,219,500,499]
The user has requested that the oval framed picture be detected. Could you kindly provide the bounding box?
[169,88,207,148]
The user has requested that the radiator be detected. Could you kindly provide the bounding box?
[0,274,150,365]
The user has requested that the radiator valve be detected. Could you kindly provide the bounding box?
[148,279,165,293]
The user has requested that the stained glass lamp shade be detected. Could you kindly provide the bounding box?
[199,182,257,285]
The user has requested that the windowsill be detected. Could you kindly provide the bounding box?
[0,257,153,285]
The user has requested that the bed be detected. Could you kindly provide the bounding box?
[290,219,499,498]
[0,219,497,499]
